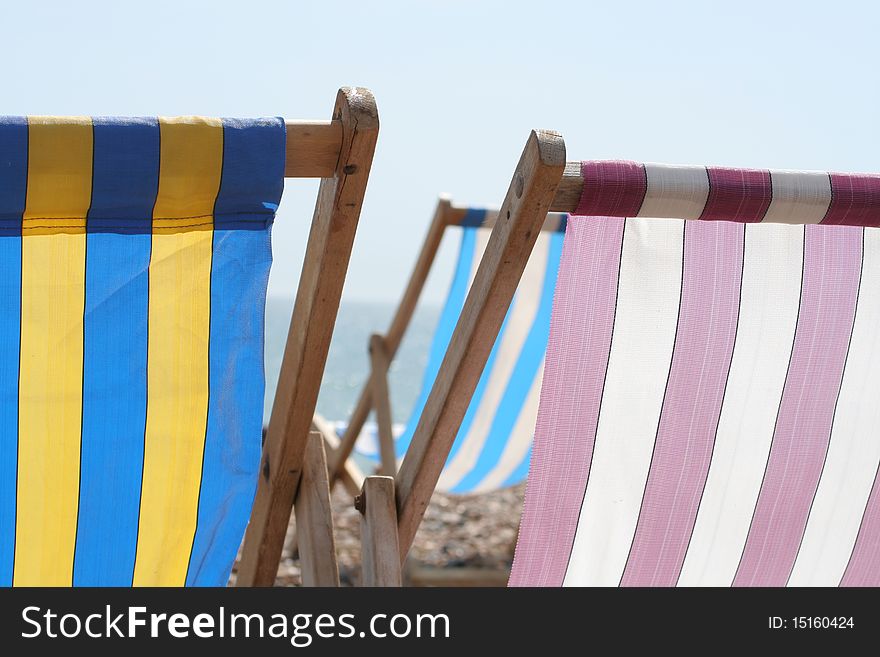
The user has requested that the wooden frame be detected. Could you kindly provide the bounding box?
[295,432,339,586]
[326,198,452,486]
[357,476,402,586]
[235,87,379,586]
[327,194,570,490]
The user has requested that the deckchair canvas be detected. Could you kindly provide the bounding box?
[0,88,379,587]
[346,202,566,493]
[512,161,880,587]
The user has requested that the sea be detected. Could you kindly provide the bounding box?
[263,298,440,427]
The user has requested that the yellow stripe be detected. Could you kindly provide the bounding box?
[133,117,221,586]
[14,116,92,586]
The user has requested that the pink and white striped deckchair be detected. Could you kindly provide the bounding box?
[386,131,880,588]
[511,160,880,587]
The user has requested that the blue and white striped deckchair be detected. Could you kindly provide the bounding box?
[0,88,379,587]
[330,198,565,494]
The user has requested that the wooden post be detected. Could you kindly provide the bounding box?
[295,432,339,587]
[394,130,566,561]
[368,334,396,476]
[286,418,363,561]
[236,87,379,586]
[357,476,402,587]
[311,415,364,497]
[327,197,452,486]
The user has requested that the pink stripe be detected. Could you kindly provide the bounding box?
[841,469,880,586]
[841,470,880,586]
[509,216,624,587]
[700,167,772,223]
[576,161,646,218]
[734,225,862,587]
[620,221,744,587]
[822,173,880,227]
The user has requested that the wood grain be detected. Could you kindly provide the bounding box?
[358,476,402,587]
[284,121,343,178]
[295,431,339,586]
[550,162,584,212]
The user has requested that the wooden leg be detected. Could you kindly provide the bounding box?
[236,88,379,586]
[368,334,396,476]
[394,130,566,561]
[357,476,402,587]
[287,419,363,560]
[295,431,339,587]
[312,415,364,497]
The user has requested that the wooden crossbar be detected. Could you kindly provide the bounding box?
[284,121,343,178]
[549,162,586,212]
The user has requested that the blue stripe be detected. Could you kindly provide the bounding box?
[186,118,283,585]
[0,117,26,586]
[459,208,488,228]
[557,214,568,234]
[394,222,481,457]
[450,232,563,492]
[73,117,158,585]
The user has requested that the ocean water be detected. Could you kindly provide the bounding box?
[263,298,441,426]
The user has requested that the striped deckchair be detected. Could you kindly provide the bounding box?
[0,88,379,587]
[383,131,880,588]
[512,159,880,587]
[326,198,565,494]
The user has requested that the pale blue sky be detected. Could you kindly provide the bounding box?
[4,0,878,303]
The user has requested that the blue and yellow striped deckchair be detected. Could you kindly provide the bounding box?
[325,198,565,494]
[0,88,379,587]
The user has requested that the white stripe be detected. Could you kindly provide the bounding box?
[678,223,804,586]
[638,164,710,221]
[438,234,551,490]
[470,228,492,285]
[563,217,683,586]
[763,170,831,225]
[471,359,545,493]
[788,229,880,586]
